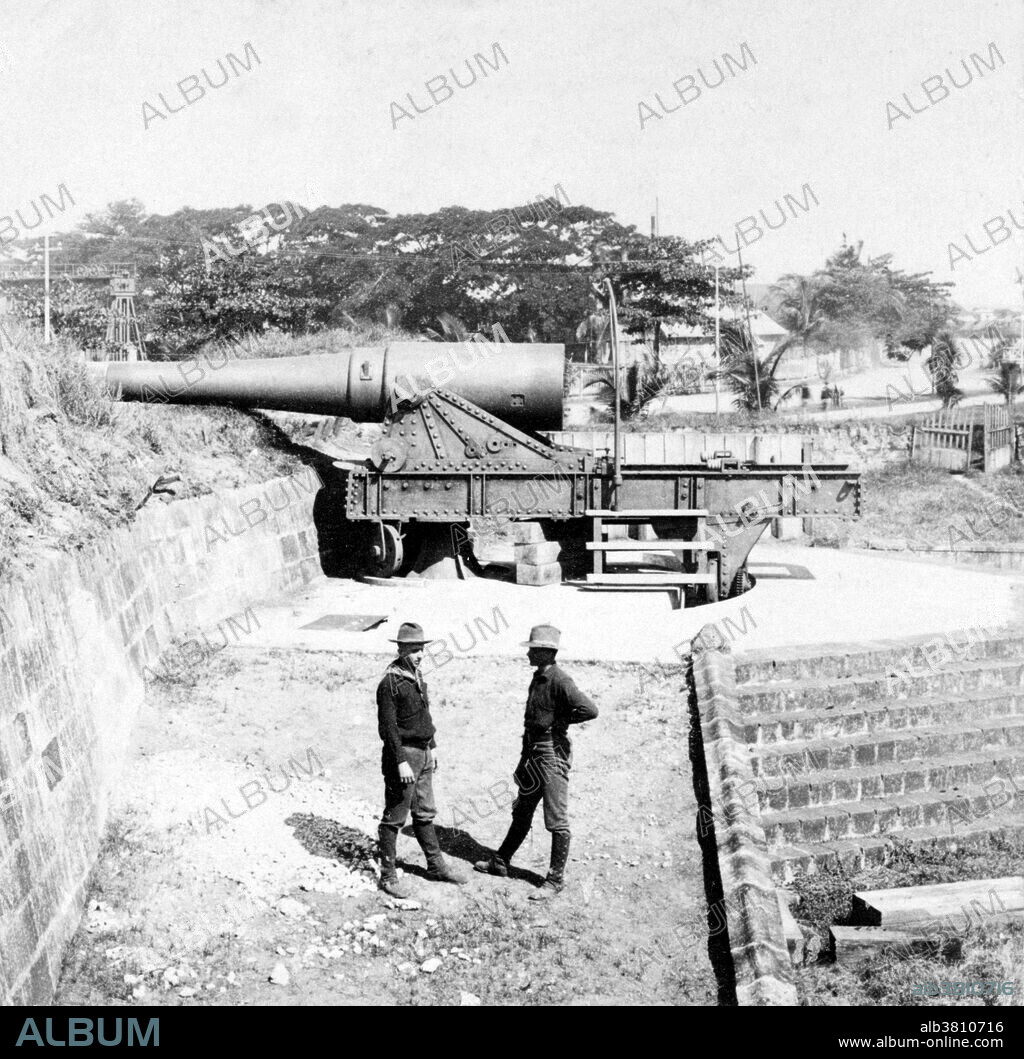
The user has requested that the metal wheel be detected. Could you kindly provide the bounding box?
[370,437,407,472]
[373,523,404,577]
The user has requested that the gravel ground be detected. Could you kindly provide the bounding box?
[57,647,716,1006]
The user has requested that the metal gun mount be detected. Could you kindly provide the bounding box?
[94,343,861,604]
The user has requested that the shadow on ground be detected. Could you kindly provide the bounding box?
[687,674,738,1006]
[400,823,547,885]
[285,812,377,873]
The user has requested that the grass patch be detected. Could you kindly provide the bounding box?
[853,463,1024,546]
[0,322,317,578]
[791,835,1024,1006]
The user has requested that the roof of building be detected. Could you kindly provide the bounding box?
[660,308,788,340]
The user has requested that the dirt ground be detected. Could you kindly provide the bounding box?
[56,646,716,1006]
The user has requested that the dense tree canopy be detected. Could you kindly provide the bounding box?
[3,195,751,354]
[771,242,957,366]
[596,235,748,354]
[0,199,959,365]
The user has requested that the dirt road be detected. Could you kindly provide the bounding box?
[57,645,716,1006]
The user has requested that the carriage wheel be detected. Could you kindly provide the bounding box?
[374,523,404,578]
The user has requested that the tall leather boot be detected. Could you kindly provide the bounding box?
[413,821,467,884]
[474,814,532,877]
[377,825,411,898]
[529,831,570,900]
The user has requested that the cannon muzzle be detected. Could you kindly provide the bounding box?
[93,341,565,432]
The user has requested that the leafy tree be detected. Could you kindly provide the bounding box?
[0,279,111,351]
[774,243,956,372]
[596,236,748,355]
[80,199,148,238]
[885,264,955,351]
[271,200,623,341]
[145,258,332,355]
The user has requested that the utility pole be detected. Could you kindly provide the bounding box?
[43,234,51,343]
[1017,266,1023,377]
[736,245,761,412]
[714,264,721,418]
[606,278,623,505]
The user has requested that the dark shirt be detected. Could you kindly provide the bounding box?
[523,663,598,749]
[376,658,436,764]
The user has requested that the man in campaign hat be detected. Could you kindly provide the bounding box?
[474,623,598,899]
[376,621,466,898]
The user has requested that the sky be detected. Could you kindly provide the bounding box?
[1,0,1022,307]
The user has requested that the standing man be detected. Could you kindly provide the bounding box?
[475,624,598,900]
[377,622,466,898]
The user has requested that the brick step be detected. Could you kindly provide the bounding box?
[737,659,1024,716]
[749,716,1024,777]
[741,687,1024,747]
[754,750,1024,813]
[735,628,1024,686]
[768,812,1024,883]
[761,787,1024,848]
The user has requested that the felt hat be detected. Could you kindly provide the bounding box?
[520,623,561,650]
[388,622,433,645]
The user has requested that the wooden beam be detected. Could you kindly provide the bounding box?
[585,573,715,584]
[586,540,719,551]
[585,508,709,517]
[853,876,1024,931]
[831,926,957,969]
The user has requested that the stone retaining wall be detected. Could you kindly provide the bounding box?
[0,468,324,1004]
[858,540,1024,571]
[800,420,912,470]
[690,626,797,1005]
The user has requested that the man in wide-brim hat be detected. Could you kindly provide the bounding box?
[474,623,598,899]
[376,621,466,897]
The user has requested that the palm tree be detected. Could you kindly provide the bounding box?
[926,329,965,408]
[770,274,827,361]
[575,308,610,363]
[589,346,672,420]
[710,321,803,412]
[987,361,1022,406]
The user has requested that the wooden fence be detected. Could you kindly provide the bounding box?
[983,404,1012,472]
[911,404,1013,473]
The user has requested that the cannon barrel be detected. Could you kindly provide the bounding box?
[93,342,565,431]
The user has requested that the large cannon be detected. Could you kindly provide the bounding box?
[96,342,564,430]
[93,341,862,604]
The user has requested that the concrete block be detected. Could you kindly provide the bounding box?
[772,517,803,541]
[514,541,562,565]
[512,521,545,544]
[515,561,562,586]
